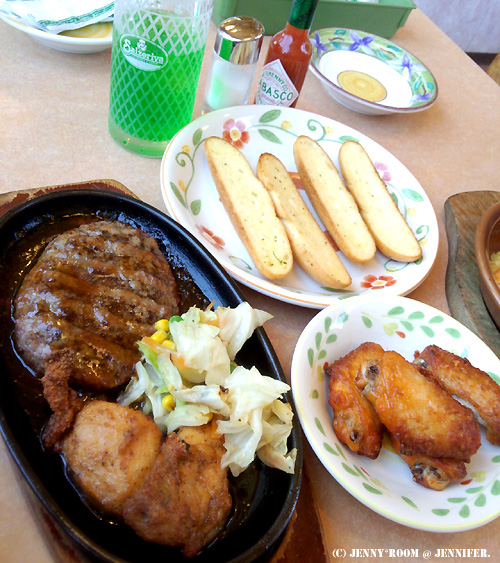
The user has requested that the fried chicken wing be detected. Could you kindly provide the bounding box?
[326,343,385,459]
[388,433,467,491]
[415,345,500,445]
[123,423,232,558]
[363,351,481,461]
[41,349,85,451]
[61,400,162,518]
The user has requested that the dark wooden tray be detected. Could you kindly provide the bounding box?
[444,190,500,359]
[0,179,137,215]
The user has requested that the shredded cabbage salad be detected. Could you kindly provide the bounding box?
[118,302,297,477]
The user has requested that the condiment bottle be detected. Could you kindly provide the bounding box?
[202,16,264,113]
[255,0,319,108]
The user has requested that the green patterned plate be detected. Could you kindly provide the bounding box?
[310,28,438,115]
[160,105,438,308]
[291,294,500,531]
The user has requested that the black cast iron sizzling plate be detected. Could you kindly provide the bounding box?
[0,189,302,563]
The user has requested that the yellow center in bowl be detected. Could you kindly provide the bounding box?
[338,70,387,102]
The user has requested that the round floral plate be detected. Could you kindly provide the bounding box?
[291,294,500,532]
[310,28,438,115]
[160,105,438,309]
[1,17,112,53]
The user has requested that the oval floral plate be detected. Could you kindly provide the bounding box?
[310,28,438,115]
[291,294,500,532]
[160,105,438,309]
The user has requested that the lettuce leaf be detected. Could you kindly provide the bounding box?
[117,302,295,477]
[169,306,230,376]
[216,302,273,360]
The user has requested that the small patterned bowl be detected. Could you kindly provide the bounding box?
[310,27,438,116]
[0,16,112,53]
[291,293,500,532]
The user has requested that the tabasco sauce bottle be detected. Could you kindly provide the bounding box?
[255,0,319,108]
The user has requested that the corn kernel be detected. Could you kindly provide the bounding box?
[162,339,176,351]
[154,319,170,331]
[151,329,167,343]
[161,394,175,411]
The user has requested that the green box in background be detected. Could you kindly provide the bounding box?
[212,0,416,39]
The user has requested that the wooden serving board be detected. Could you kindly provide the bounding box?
[0,179,137,216]
[0,180,327,563]
[444,190,500,359]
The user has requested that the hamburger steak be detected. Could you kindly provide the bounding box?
[13,220,179,391]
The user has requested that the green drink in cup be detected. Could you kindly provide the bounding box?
[109,0,214,157]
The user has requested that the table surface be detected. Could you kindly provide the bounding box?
[1,8,500,563]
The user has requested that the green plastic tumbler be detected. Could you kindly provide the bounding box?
[108,0,214,158]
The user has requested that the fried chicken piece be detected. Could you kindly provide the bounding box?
[61,400,162,518]
[388,433,467,491]
[415,345,500,445]
[41,350,85,451]
[326,343,385,459]
[123,424,232,558]
[363,351,481,461]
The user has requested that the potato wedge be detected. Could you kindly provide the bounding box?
[294,135,376,264]
[204,136,293,279]
[257,152,351,288]
[339,140,422,263]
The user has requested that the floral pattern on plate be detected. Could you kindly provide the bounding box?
[161,105,439,309]
[291,294,500,531]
